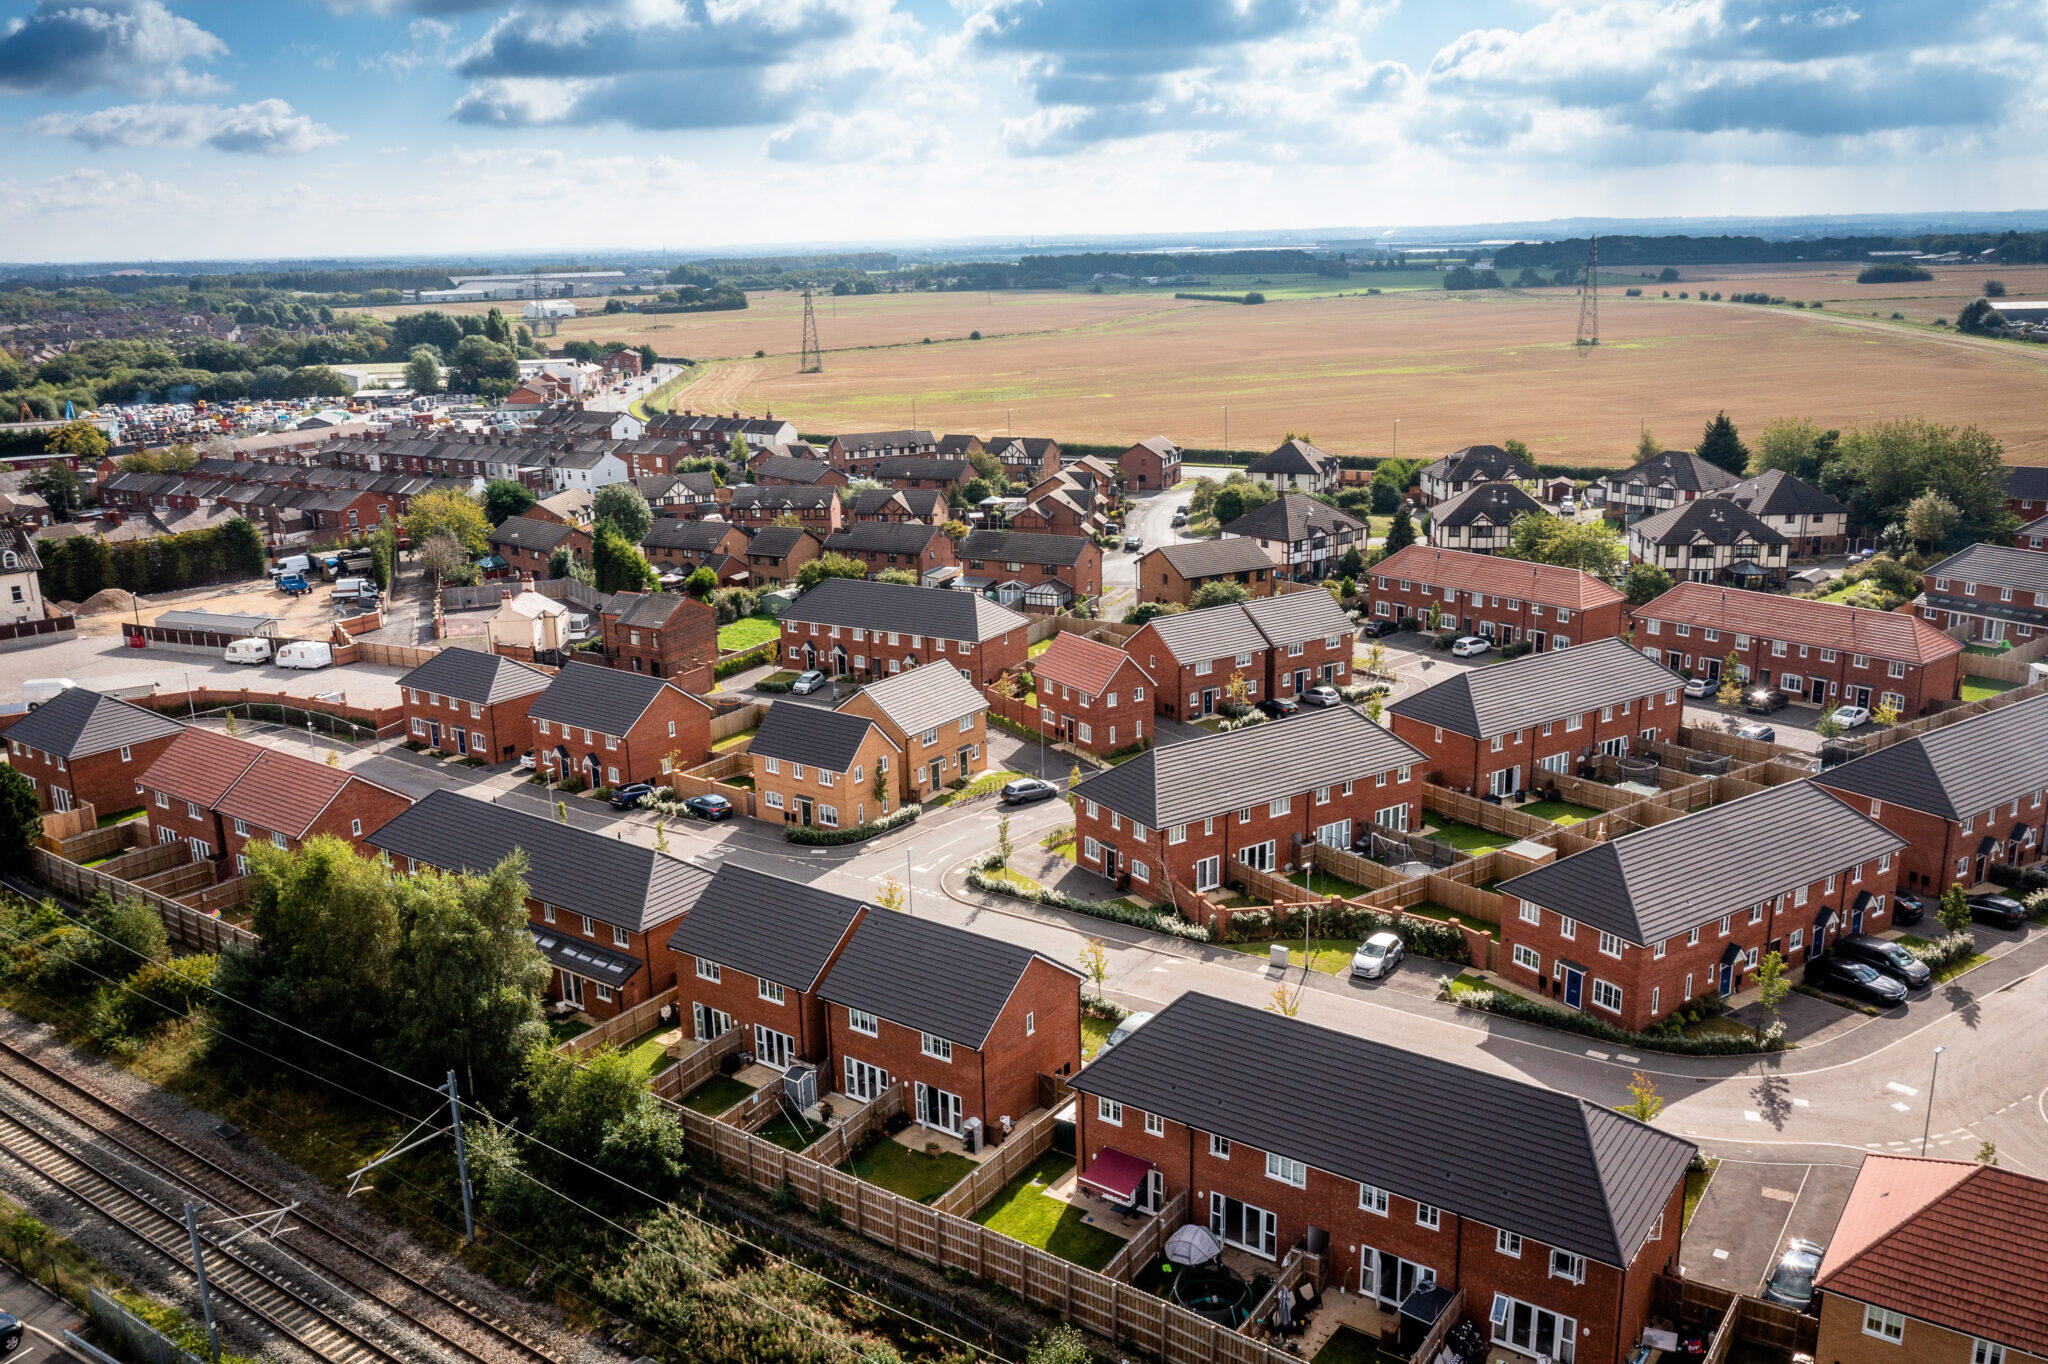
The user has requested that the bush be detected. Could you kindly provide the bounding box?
[713,640,778,679]
[1432,631,1459,650]
[1447,980,1783,1055]
[785,805,918,845]
[966,856,1212,942]
[1904,931,1980,973]
[755,673,796,694]
[1498,640,1533,660]
[1224,901,1469,963]
[1987,863,2048,895]
[1858,263,1934,283]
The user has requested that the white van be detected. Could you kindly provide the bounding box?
[274,641,333,670]
[268,554,311,580]
[224,637,274,665]
[21,678,76,709]
[330,577,372,599]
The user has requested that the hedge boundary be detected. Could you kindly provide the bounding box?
[1445,980,1785,1056]
[784,805,918,845]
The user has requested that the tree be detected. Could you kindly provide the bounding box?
[1872,700,1901,727]
[726,433,750,465]
[1938,885,1972,934]
[403,345,442,395]
[1715,661,1743,710]
[996,814,1014,866]
[1621,562,1674,606]
[1267,983,1303,1016]
[967,449,1007,487]
[10,1214,49,1284]
[449,334,518,395]
[1076,939,1108,999]
[523,1047,687,1202]
[42,419,109,463]
[419,532,477,586]
[1832,418,2016,546]
[1025,1325,1092,1364]
[1957,298,2006,335]
[481,479,534,526]
[1620,1071,1665,1123]
[1984,278,2007,298]
[1383,504,1416,553]
[404,488,490,556]
[482,307,511,345]
[1755,950,1789,1030]
[875,877,906,912]
[1814,713,1845,740]
[1694,410,1749,475]
[26,463,84,520]
[795,552,867,592]
[367,518,399,592]
[1501,512,1626,575]
[939,518,971,545]
[875,568,917,586]
[1190,579,1251,610]
[592,526,659,594]
[1338,547,1365,578]
[0,766,42,867]
[1632,427,1662,462]
[684,566,716,597]
[1751,417,1833,480]
[592,483,653,543]
[1503,438,1532,465]
[1903,489,1962,550]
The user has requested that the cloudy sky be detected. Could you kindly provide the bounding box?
[1,0,2042,262]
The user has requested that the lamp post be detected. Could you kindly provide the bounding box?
[1921,1045,1947,1155]
[904,846,915,916]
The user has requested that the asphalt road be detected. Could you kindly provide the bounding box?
[0,1260,86,1364]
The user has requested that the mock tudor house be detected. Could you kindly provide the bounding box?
[1715,469,1850,557]
[1124,603,1271,719]
[873,457,973,493]
[1816,692,2048,894]
[1242,589,1354,699]
[637,470,721,519]
[728,485,841,533]
[1027,632,1150,758]
[1220,494,1367,582]
[1426,481,1542,555]
[1624,497,1790,588]
[1917,543,2048,645]
[489,515,591,577]
[597,590,719,690]
[1497,780,1905,1030]
[1812,1155,2048,1364]
[527,660,711,789]
[777,578,1030,686]
[211,749,411,873]
[1370,545,1630,649]
[835,664,988,802]
[398,647,551,763]
[4,687,183,815]
[957,530,1101,613]
[984,436,1061,485]
[748,701,902,830]
[1069,993,1693,1364]
[371,789,709,1018]
[1070,705,1425,896]
[1138,538,1277,606]
[2006,466,2048,523]
[1119,436,1181,491]
[827,429,938,476]
[1390,638,1684,798]
[1245,438,1341,495]
[642,518,752,576]
[821,521,959,583]
[819,908,1081,1140]
[742,525,821,586]
[1418,443,1537,505]
[1635,582,1963,716]
[1597,450,1740,522]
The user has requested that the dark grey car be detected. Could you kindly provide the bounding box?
[1760,1238,1823,1311]
[1835,933,1931,989]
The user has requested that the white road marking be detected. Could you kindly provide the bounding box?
[1585,1050,1610,1060]
[1891,1101,1911,1112]
[1616,1053,1641,1063]
[1885,1081,1918,1095]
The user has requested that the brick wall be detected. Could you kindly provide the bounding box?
[1366,575,1627,647]
[1818,783,2047,894]
[1391,684,1679,795]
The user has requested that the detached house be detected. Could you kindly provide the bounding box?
[743,525,820,587]
[597,591,719,690]
[821,521,958,583]
[4,687,183,815]
[527,660,711,789]
[749,702,902,830]
[1716,469,1849,557]
[1624,497,1789,588]
[642,518,752,577]
[1138,538,1276,607]
[835,663,989,802]
[1027,632,1150,758]
[1070,705,1425,896]
[1245,438,1340,495]
[1498,780,1905,1030]
[1220,494,1367,582]
[1070,992,1693,1364]
[1597,450,1740,522]
[778,578,1030,686]
[371,789,709,1018]
[1390,637,1683,798]
[1370,545,1630,649]
[1118,436,1182,491]
[1419,443,1537,506]
[1917,543,2048,645]
[1817,692,2048,894]
[398,647,551,763]
[957,530,1101,613]
[1425,481,1542,555]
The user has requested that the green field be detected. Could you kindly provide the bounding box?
[718,615,780,651]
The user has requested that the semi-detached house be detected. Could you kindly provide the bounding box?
[3,686,184,815]
[748,701,902,830]
[1370,545,1629,649]
[527,660,712,790]
[1069,705,1425,898]
[1426,481,1543,555]
[1389,638,1684,799]
[1497,780,1905,1031]
[835,663,989,802]
[1418,443,1537,505]
[1916,542,2048,646]
[1220,494,1367,583]
[397,647,551,764]
[777,578,1030,686]
[1624,498,1789,588]
[1124,604,1271,720]
[1068,993,1694,1364]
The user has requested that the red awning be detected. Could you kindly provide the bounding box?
[1078,1146,1153,1203]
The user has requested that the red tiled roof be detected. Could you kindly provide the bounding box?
[1817,1155,2048,1356]
[1032,632,1138,696]
[215,749,382,839]
[139,728,261,807]
[1375,545,1627,612]
[1638,581,1963,665]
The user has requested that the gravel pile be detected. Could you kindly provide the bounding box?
[75,589,145,617]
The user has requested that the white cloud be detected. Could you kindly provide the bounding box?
[27,100,344,155]
[362,17,457,76]
[0,167,207,220]
[0,0,227,97]
[765,109,945,162]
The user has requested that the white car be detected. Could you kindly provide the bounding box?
[1830,704,1871,729]
[789,669,828,695]
[517,749,537,771]
[1100,1010,1154,1055]
[1683,676,1714,698]
[1450,636,1492,658]
[1350,932,1405,980]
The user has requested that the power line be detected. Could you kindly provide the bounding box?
[799,285,823,374]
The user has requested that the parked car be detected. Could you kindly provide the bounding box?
[1170,510,1189,527]
[790,669,828,695]
[683,793,734,820]
[1364,618,1399,638]
[0,1311,20,1354]
[1744,687,1790,714]
[1300,684,1343,707]
[1829,704,1871,729]
[223,637,274,665]
[1100,1011,1154,1054]
[1893,891,1926,926]
[1968,893,2027,928]
[1257,695,1299,718]
[1557,497,1577,516]
[1450,636,1491,658]
[1350,932,1405,980]
[610,783,655,810]
[21,678,76,709]
[274,641,334,670]
[1836,933,1932,989]
[1001,777,1060,805]
[1122,535,1143,552]
[517,749,537,771]
[277,573,312,596]
[1808,955,1909,1007]
[1760,1239,1825,1312]
[1682,676,1714,699]
[1736,722,1776,741]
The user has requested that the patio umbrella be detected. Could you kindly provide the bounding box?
[1165,1224,1222,1266]
[1273,1285,1293,1328]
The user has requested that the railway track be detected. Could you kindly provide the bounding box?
[0,1035,570,1364]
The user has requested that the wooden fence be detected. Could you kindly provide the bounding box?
[348,639,438,669]
[801,1084,903,1170]
[670,752,756,818]
[708,704,764,744]
[31,848,256,954]
[1239,1248,1322,1337]
[1101,1189,1185,1284]
[183,876,251,918]
[52,819,149,864]
[1955,632,2048,682]
[931,1106,1060,1218]
[136,862,215,899]
[1650,1274,1817,1356]
[1308,842,1415,892]
[95,842,190,884]
[556,986,679,1058]
[650,1027,744,1104]
[1421,784,1555,844]
[38,804,100,846]
[131,687,404,740]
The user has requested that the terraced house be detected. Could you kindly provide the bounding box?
[1390,638,1684,799]
[527,660,711,790]
[821,521,959,583]
[1370,545,1630,649]
[728,485,840,532]
[397,647,551,763]
[1070,705,1425,896]
[1124,603,1271,719]
[826,428,939,476]
[2,687,183,815]
[1916,542,2048,645]
[1070,993,1694,1364]
[1241,589,1355,700]
[777,578,1030,686]
[1497,781,1905,1030]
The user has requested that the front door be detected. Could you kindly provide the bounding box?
[1851,902,1864,934]
[427,721,441,748]
[454,727,469,756]
[1808,676,1827,704]
[1532,630,1547,652]
[1562,966,1584,1011]
[795,796,814,826]
[1718,957,1735,996]
[927,758,944,791]
[1292,668,1308,695]
[1101,845,1120,880]
[1853,685,1871,708]
[1201,687,1219,715]
[1209,1193,1278,1259]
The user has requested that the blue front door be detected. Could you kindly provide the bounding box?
[1718,959,1734,996]
[1851,905,1864,934]
[1562,968,1583,1010]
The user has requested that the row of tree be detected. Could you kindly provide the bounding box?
[39,516,267,604]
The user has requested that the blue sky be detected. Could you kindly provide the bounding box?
[1,0,2041,262]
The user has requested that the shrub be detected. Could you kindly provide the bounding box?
[1432,631,1459,650]
[713,640,778,679]
[1624,287,1642,297]
[755,674,795,694]
[966,857,1212,942]
[1905,931,1980,974]
[784,805,918,845]
[1987,863,2048,895]
[1447,980,1782,1055]
[1499,640,1533,660]
[1858,263,1934,283]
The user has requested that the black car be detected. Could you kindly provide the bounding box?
[1001,777,1060,805]
[1968,892,2028,928]
[1759,1239,1824,1312]
[0,1313,17,1354]
[1744,687,1790,714]
[1257,696,1299,718]
[682,793,733,820]
[1364,619,1400,638]
[609,783,655,810]
[1835,933,1931,989]
[1808,955,1909,1007]
[1892,891,1926,926]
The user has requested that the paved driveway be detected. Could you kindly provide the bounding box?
[1680,1157,1859,1298]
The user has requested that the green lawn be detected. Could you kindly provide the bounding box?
[1314,1327,1388,1364]
[757,1111,831,1153]
[711,724,759,752]
[1520,799,1602,827]
[1683,1158,1721,1231]
[1421,819,1519,854]
[95,806,146,828]
[545,1016,591,1046]
[616,1027,679,1082]
[1961,676,2019,704]
[1082,1013,1114,1060]
[718,615,781,652]
[1286,867,1374,899]
[1225,937,1358,976]
[1028,638,1055,659]
[969,1153,1125,1271]
[957,769,1027,801]
[841,1137,974,1204]
[1897,935,1992,983]
[682,1074,757,1116]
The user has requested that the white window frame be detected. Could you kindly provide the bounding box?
[1359,1183,1388,1215]
[1265,1152,1307,1188]
[1416,1203,1440,1230]
[1097,1097,1123,1126]
[1496,1229,1522,1258]
[921,1032,953,1061]
[1862,1305,1904,1343]
[849,1008,879,1037]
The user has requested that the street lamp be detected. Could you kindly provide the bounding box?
[904,846,915,915]
[1920,1045,1947,1155]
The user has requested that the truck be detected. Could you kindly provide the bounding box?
[277,573,312,596]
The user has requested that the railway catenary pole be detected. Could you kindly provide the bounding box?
[446,1072,476,1243]
[183,1203,221,1363]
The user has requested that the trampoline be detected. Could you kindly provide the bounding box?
[1172,1262,1252,1326]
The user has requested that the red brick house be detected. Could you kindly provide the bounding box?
[1138,538,1277,606]
[835,664,989,802]
[2005,466,2048,523]
[848,489,949,525]
[957,530,1101,613]
[1070,705,1425,896]
[527,660,712,789]
[138,727,266,862]
[371,789,709,1019]
[747,702,902,830]
[642,519,752,578]
[778,578,1030,686]
[1070,993,1692,1364]
[213,749,412,874]
[398,648,552,763]
[1125,605,1271,719]
[598,591,719,692]
[729,486,841,533]
[821,522,959,582]
[1118,436,1182,491]
[753,454,849,489]
[3,688,183,815]
[743,525,820,586]
[1391,638,1684,798]
[1817,692,2048,894]
[1498,780,1905,1030]
[1009,488,1100,538]
[826,429,938,477]
[1635,581,1963,716]
[1241,589,1355,700]
[1027,632,1150,757]
[489,515,591,577]
[873,457,973,493]
[819,908,1081,1138]
[1369,545,1630,649]
[605,348,644,377]
[1917,543,2048,646]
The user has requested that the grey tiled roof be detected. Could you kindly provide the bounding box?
[1430,481,1542,528]
[1068,992,1694,1267]
[1146,538,1275,578]
[731,486,837,511]
[1389,637,1681,737]
[664,863,865,992]
[754,455,838,484]
[832,429,935,452]
[751,701,892,774]
[1817,692,2048,820]
[2006,466,2048,501]
[5,687,183,760]
[1498,780,1904,944]
[1135,601,1269,664]
[490,515,581,553]
[1072,705,1424,828]
[1220,493,1366,544]
[1604,450,1740,495]
[526,660,697,736]
[823,522,945,556]
[1242,589,1354,650]
[779,577,1027,642]
[1926,543,2048,595]
[1718,469,1847,520]
[1246,438,1336,475]
[1628,497,1787,547]
[644,519,746,552]
[818,908,1072,1050]
[746,526,817,558]
[959,530,1091,566]
[1421,443,1537,484]
[397,648,551,706]
[873,457,971,482]
[842,663,987,737]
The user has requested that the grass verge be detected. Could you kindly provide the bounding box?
[1225,938,1357,976]
[1897,934,1992,983]
[1683,1159,1720,1231]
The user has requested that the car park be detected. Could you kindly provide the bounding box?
[1830,704,1871,728]
[1349,932,1405,980]
[1100,1010,1154,1054]
[790,669,828,695]
[1300,684,1343,707]
[1450,636,1491,658]
[1759,1238,1824,1312]
[1735,722,1776,741]
[683,793,734,820]
[1257,695,1299,718]
[1968,893,2027,928]
[1744,687,1790,714]
[1835,933,1931,989]
[1683,676,1713,698]
[1001,777,1061,805]
[610,783,655,809]
[1807,955,1908,1007]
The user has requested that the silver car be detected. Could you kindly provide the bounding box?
[1350,932,1404,980]
[1100,1010,1154,1054]
[790,669,827,694]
